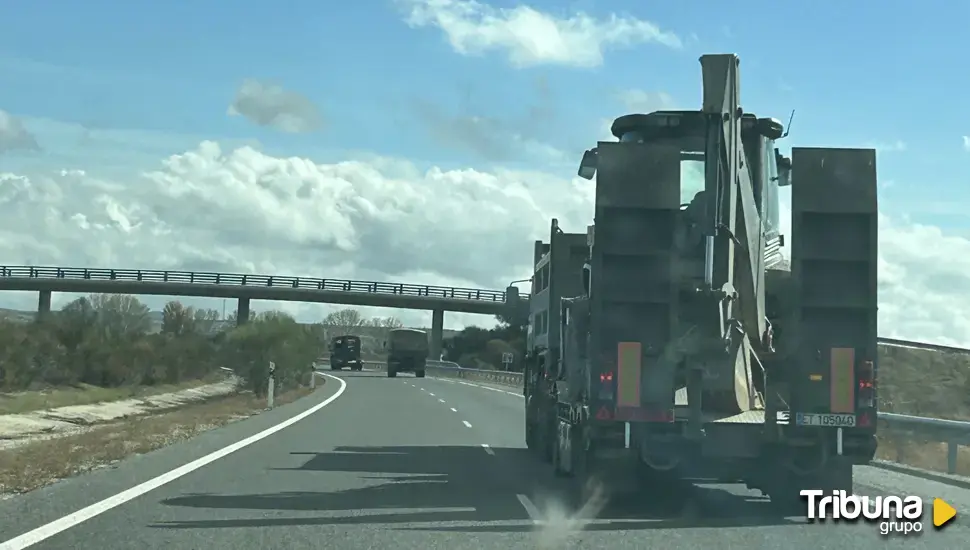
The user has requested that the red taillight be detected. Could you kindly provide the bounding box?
[600,371,613,382]
[857,360,875,407]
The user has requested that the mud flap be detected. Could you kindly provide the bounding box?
[591,142,680,420]
[790,148,877,419]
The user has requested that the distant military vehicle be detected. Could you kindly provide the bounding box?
[329,335,363,371]
[385,328,429,378]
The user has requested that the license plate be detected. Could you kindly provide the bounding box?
[795,413,856,427]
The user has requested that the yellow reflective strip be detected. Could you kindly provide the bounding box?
[830,347,855,413]
[616,342,642,407]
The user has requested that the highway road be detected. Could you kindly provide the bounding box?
[0,371,965,549]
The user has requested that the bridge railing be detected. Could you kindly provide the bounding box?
[0,265,508,303]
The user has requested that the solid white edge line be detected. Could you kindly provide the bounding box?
[0,373,349,550]
[516,494,541,524]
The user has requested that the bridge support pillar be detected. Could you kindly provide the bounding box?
[37,290,52,322]
[236,298,251,326]
[430,309,444,360]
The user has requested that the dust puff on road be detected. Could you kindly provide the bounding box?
[0,385,314,496]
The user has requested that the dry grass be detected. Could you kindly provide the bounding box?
[0,375,224,415]
[878,345,970,420]
[0,385,313,495]
[874,345,970,476]
[875,434,970,477]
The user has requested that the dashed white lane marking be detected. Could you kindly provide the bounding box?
[438,398,446,403]
[450,407,458,412]
[434,377,522,397]
[481,443,495,456]
[428,392,435,397]
[516,494,541,524]
[0,374,349,550]
[462,420,473,428]
[419,387,426,392]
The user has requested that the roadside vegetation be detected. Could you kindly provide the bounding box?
[0,297,407,409]
[0,298,407,495]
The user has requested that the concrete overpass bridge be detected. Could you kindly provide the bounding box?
[0,265,530,359]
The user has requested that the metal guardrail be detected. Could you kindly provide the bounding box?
[0,265,520,303]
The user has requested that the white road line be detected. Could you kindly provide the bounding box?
[450,407,458,412]
[462,420,473,428]
[481,443,495,456]
[516,494,541,524]
[0,374,349,550]
[438,398,446,403]
[437,378,522,397]
[420,387,426,392]
[428,392,435,397]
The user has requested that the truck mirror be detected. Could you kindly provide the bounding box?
[577,148,598,180]
[775,148,792,187]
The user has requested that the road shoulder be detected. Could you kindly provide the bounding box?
[0,374,344,543]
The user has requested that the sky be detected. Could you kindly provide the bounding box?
[1,0,969,343]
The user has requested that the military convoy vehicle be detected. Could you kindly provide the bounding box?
[329,335,363,371]
[522,53,878,510]
[386,328,429,378]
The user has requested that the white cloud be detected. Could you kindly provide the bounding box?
[0,110,40,153]
[227,79,322,133]
[0,142,592,328]
[398,0,681,68]
[615,90,679,113]
[865,140,906,153]
[962,135,970,151]
[2,141,969,345]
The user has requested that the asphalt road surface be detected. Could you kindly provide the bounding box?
[0,370,965,549]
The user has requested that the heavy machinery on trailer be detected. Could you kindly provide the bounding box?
[522,53,878,509]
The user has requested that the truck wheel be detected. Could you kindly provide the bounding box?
[552,425,568,477]
[415,370,426,378]
[526,419,537,450]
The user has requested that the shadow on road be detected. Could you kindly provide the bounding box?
[154,445,531,529]
[151,445,799,533]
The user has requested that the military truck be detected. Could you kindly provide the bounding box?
[385,328,429,378]
[329,335,363,371]
[523,53,878,511]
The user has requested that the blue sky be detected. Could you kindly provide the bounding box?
[3,0,968,214]
[1,0,970,339]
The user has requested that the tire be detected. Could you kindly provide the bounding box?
[415,370,426,378]
[526,419,537,450]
